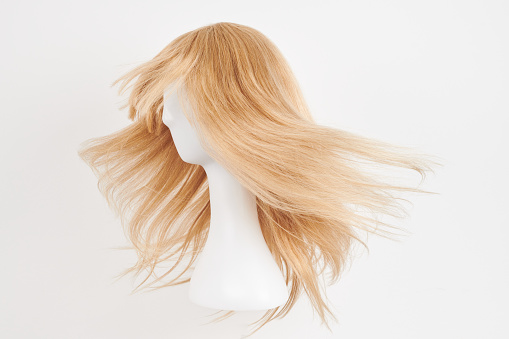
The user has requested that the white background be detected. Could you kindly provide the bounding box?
[1,1,508,338]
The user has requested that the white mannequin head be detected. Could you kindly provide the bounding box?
[162,85,290,310]
[162,87,213,166]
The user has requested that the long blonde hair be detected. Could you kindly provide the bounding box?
[78,22,440,335]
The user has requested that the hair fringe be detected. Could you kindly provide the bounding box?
[77,22,442,337]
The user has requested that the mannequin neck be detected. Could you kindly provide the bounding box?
[201,161,258,229]
[189,159,289,310]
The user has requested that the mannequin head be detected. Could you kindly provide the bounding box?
[162,87,212,166]
[77,22,438,336]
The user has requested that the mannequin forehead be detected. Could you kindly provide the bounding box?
[163,87,190,120]
[163,87,181,107]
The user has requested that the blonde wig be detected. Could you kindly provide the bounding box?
[78,22,439,335]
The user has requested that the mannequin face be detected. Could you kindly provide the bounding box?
[162,88,213,165]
